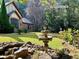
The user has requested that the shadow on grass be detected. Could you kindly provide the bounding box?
[0,32,38,42]
[11,36,24,42]
[0,34,24,42]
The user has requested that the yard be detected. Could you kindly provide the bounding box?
[0,32,63,49]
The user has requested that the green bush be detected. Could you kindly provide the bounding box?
[64,29,73,43]
[17,29,22,35]
[59,28,73,44]
[0,24,14,33]
[23,29,28,33]
[7,25,14,33]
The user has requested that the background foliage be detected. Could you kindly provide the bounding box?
[0,0,79,32]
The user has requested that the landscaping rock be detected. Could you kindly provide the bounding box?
[5,55,14,59]
[0,55,14,59]
[0,42,75,59]
[14,48,29,58]
[0,47,4,55]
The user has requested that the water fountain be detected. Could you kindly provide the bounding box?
[37,25,53,52]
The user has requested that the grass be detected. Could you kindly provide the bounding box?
[0,32,63,49]
[0,37,17,42]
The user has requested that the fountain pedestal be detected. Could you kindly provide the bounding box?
[37,26,53,52]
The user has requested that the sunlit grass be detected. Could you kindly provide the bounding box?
[0,36,17,42]
[49,38,63,49]
[19,37,43,45]
[0,32,63,49]
[19,37,63,49]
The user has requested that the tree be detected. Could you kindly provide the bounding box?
[0,0,13,33]
[42,0,68,32]
[44,8,65,32]
[43,0,79,32]
[0,0,2,5]
[18,0,28,4]
[40,0,56,8]
[62,0,79,29]
[26,0,44,31]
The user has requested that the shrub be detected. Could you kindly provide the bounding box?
[64,29,73,44]
[57,48,72,59]
[23,29,28,33]
[0,24,14,33]
[59,28,73,44]
[17,29,22,35]
[7,25,14,33]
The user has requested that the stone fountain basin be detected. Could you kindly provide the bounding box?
[38,34,53,41]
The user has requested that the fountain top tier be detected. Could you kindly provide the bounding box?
[38,25,53,41]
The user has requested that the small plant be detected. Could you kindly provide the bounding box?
[64,30,72,44]
[57,48,72,59]
[23,29,28,33]
[61,28,73,44]
[17,29,22,35]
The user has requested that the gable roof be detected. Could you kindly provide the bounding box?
[8,11,22,19]
[5,1,32,24]
[22,18,32,24]
[6,1,22,19]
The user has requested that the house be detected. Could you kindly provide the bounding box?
[5,1,33,31]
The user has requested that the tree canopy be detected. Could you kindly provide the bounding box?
[0,0,13,33]
[44,0,79,32]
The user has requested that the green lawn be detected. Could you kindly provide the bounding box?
[0,32,63,49]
